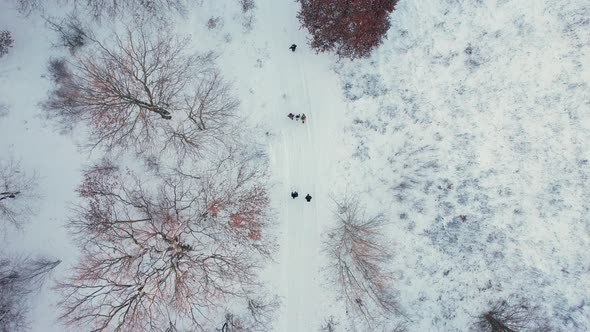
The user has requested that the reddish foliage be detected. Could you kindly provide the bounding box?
[208,201,222,217]
[297,0,397,59]
[230,213,245,227]
[248,228,261,241]
[59,161,274,331]
[77,163,118,198]
[226,185,268,242]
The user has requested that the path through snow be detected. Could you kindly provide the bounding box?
[252,1,349,330]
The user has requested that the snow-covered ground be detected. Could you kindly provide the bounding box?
[335,0,590,330]
[1,0,589,330]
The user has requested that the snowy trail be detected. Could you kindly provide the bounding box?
[254,1,348,330]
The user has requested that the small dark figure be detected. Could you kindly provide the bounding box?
[291,191,298,199]
[288,113,294,120]
[289,44,297,52]
[305,194,312,202]
[301,113,307,124]
[295,114,301,121]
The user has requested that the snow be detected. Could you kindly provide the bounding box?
[335,0,590,330]
[205,1,350,329]
[1,0,589,330]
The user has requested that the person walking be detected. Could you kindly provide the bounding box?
[291,191,298,199]
[295,114,301,121]
[305,194,312,202]
[301,113,307,124]
[289,44,297,52]
[288,113,294,120]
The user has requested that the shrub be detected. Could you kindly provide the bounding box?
[0,31,14,57]
[472,298,551,332]
[47,57,71,84]
[45,14,88,54]
[239,0,255,13]
[297,0,397,59]
[207,16,223,30]
[0,103,8,118]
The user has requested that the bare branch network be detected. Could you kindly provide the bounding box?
[0,156,39,232]
[0,31,14,58]
[0,257,61,332]
[43,22,238,158]
[16,0,189,19]
[58,154,274,331]
[324,195,400,327]
[220,295,280,332]
[472,297,552,332]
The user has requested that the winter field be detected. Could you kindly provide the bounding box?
[0,0,589,331]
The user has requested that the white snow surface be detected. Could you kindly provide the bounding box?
[335,0,590,330]
[1,0,589,331]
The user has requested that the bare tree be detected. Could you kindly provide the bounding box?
[13,0,44,16]
[58,154,274,331]
[0,157,39,231]
[72,0,190,19]
[0,31,14,58]
[43,22,236,157]
[324,195,399,326]
[44,13,89,54]
[15,0,189,19]
[0,257,61,332]
[165,70,239,160]
[0,103,8,118]
[472,297,550,332]
[42,22,208,152]
[220,295,279,332]
[320,316,339,332]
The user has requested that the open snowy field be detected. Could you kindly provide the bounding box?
[336,0,590,330]
[0,0,589,331]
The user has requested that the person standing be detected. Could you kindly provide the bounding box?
[288,113,294,120]
[305,194,312,202]
[289,44,297,52]
[301,113,307,124]
[291,191,299,199]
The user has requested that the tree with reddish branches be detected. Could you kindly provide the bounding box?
[324,195,400,328]
[472,297,551,332]
[297,0,398,59]
[57,154,274,331]
[43,21,236,156]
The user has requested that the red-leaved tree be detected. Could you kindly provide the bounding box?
[58,155,274,331]
[297,0,397,59]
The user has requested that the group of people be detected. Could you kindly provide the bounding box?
[287,113,307,123]
[287,44,313,204]
[291,191,312,202]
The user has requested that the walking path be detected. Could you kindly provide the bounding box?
[254,1,349,330]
